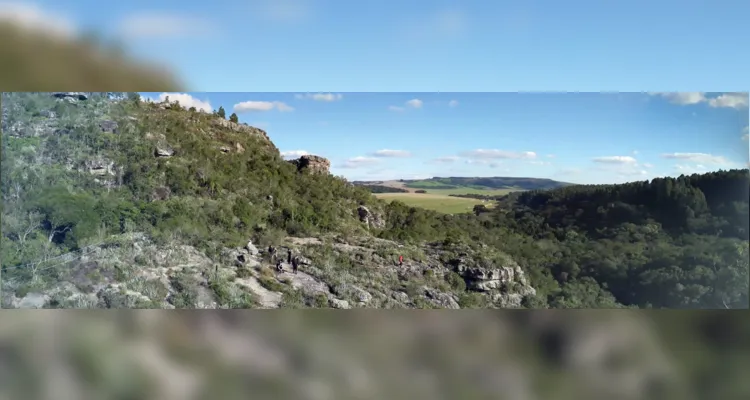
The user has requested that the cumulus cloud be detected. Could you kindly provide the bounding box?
[295,93,343,102]
[406,99,423,108]
[592,156,638,164]
[389,99,422,111]
[339,156,380,169]
[118,13,215,39]
[280,150,309,159]
[708,93,749,109]
[649,92,748,109]
[0,1,76,37]
[742,126,749,141]
[430,156,460,164]
[460,149,537,160]
[660,152,730,165]
[148,93,212,112]
[370,149,412,158]
[233,100,294,113]
[650,92,706,105]
[448,100,459,107]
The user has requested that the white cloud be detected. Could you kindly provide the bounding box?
[448,100,459,107]
[150,93,212,112]
[650,92,706,105]
[708,93,749,110]
[460,149,537,159]
[233,100,294,113]
[430,156,460,163]
[661,152,730,165]
[642,163,654,168]
[649,92,749,109]
[529,161,552,166]
[389,99,423,111]
[371,149,412,158]
[742,133,749,141]
[674,164,708,174]
[295,93,343,102]
[0,2,76,37]
[592,156,638,164]
[118,13,215,39]
[339,156,380,169]
[280,150,309,159]
[406,99,423,108]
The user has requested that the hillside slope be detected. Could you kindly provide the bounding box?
[1,92,747,309]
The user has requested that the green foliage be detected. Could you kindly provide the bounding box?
[229,113,238,123]
[217,106,226,119]
[2,92,748,310]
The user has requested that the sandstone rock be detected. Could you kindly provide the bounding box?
[357,205,385,229]
[211,118,270,142]
[329,298,351,309]
[423,287,460,309]
[155,144,174,157]
[52,92,88,101]
[245,241,259,256]
[288,155,331,174]
[81,157,115,176]
[99,120,118,133]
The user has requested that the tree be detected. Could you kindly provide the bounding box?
[229,113,239,123]
[217,106,226,119]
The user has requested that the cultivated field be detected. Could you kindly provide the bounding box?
[373,192,489,214]
[370,180,518,214]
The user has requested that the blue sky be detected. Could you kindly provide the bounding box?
[3,0,748,91]
[2,1,748,183]
[140,91,749,184]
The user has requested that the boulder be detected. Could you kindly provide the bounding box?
[288,155,331,174]
[357,205,385,229]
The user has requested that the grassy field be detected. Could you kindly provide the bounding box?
[368,180,524,214]
[373,193,489,214]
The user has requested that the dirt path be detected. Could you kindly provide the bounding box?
[234,276,282,308]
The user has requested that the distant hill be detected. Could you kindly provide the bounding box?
[355,176,572,192]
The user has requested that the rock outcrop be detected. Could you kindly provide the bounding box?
[211,118,271,142]
[453,256,536,308]
[357,205,385,229]
[288,155,331,174]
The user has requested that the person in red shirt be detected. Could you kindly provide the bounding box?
[398,255,404,266]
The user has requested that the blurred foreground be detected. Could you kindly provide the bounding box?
[0,6,183,91]
[1,311,748,400]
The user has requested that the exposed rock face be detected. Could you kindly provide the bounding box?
[154,144,175,157]
[288,155,331,174]
[357,205,385,229]
[98,120,118,134]
[453,257,536,308]
[52,92,88,101]
[211,118,271,142]
[82,157,115,176]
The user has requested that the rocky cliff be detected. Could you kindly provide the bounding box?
[288,155,331,174]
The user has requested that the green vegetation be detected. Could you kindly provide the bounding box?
[403,176,570,191]
[2,92,748,309]
[373,193,488,214]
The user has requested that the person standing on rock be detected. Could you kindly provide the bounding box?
[291,256,299,274]
[398,255,404,267]
[268,245,277,263]
[287,248,293,264]
[276,259,284,273]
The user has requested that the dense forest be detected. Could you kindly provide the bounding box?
[355,184,409,193]
[1,92,747,309]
